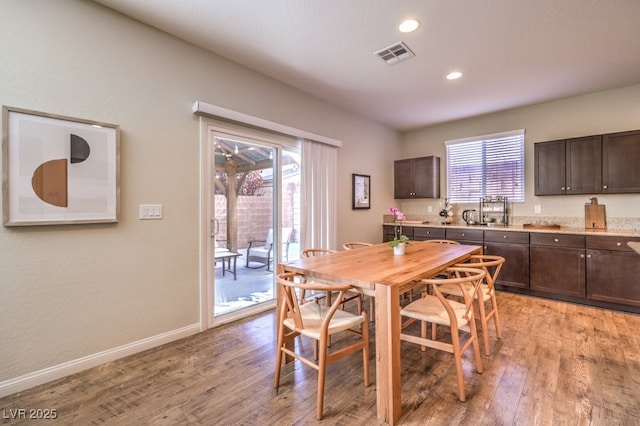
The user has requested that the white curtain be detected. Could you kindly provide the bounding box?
[301,139,338,250]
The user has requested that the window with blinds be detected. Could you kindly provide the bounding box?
[445,129,525,203]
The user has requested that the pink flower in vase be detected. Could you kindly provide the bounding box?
[388,206,409,247]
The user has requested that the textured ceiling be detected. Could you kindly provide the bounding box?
[94,0,640,131]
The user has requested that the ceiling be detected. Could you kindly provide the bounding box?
[94,0,640,131]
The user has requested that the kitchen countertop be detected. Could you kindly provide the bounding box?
[382,222,640,237]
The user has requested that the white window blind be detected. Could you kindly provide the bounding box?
[445,129,525,203]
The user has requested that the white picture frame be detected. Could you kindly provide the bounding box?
[2,106,120,226]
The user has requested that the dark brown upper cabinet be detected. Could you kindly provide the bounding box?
[535,135,602,195]
[536,129,640,196]
[394,156,440,199]
[602,130,640,193]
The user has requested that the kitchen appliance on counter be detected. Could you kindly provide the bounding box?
[462,209,478,225]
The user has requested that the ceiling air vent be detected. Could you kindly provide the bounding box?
[374,41,415,65]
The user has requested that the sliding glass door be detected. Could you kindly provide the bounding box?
[206,127,300,325]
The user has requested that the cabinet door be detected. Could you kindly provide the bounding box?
[484,242,529,289]
[535,140,566,195]
[530,246,585,297]
[602,130,640,193]
[383,225,395,242]
[587,249,640,307]
[393,159,414,198]
[566,135,602,194]
[412,156,440,198]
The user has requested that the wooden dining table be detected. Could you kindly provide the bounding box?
[277,240,482,425]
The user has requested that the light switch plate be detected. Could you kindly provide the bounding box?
[139,204,163,219]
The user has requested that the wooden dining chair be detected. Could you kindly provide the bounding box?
[400,266,486,402]
[274,272,370,420]
[443,254,505,356]
[423,239,461,245]
[406,239,461,294]
[342,242,374,319]
[301,248,362,312]
[342,241,373,250]
[301,248,338,257]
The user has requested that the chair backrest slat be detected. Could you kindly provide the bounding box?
[301,248,337,258]
[343,242,373,250]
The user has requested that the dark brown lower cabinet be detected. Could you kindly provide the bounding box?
[413,227,446,241]
[530,246,585,297]
[383,225,415,242]
[445,228,483,246]
[586,236,640,307]
[529,233,586,297]
[484,231,529,289]
[380,226,640,312]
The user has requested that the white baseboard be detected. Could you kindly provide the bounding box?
[0,323,201,398]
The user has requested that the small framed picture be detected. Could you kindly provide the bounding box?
[2,106,120,226]
[352,173,370,210]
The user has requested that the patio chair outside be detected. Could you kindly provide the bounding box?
[243,227,293,271]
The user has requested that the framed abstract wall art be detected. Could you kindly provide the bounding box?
[2,106,120,226]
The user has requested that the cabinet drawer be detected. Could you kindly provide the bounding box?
[383,225,414,241]
[586,235,640,251]
[413,227,445,240]
[484,230,529,244]
[530,233,585,248]
[445,228,483,241]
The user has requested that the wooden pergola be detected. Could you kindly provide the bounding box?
[213,138,280,252]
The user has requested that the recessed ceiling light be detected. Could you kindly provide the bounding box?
[399,19,420,33]
[446,71,463,80]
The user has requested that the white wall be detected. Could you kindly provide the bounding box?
[0,0,399,393]
[400,85,640,221]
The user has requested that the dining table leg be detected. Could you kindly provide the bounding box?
[375,283,402,425]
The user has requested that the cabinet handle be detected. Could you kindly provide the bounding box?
[587,254,592,258]
[561,187,565,190]
[461,233,466,237]
[603,185,608,189]
[503,235,507,239]
[567,186,571,190]
[554,238,559,242]
[580,254,584,258]
[616,242,622,246]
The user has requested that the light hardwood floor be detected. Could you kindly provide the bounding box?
[2,291,640,425]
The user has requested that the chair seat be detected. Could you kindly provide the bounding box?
[440,282,491,302]
[284,302,365,340]
[247,246,270,256]
[401,295,471,331]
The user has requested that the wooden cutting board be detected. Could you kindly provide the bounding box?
[523,223,561,230]
[585,198,606,229]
